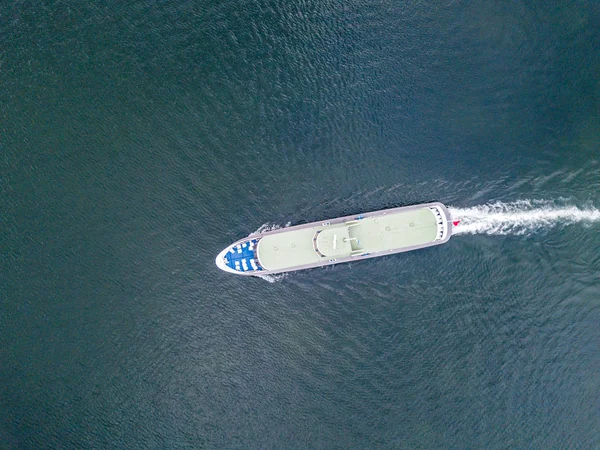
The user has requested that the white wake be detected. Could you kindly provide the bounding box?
[256,273,288,283]
[250,221,292,235]
[450,200,600,235]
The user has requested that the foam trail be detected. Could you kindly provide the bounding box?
[257,273,288,283]
[450,200,600,235]
[250,221,291,235]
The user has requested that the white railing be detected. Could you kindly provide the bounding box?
[429,206,448,241]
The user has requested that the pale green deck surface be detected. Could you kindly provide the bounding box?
[257,208,438,271]
[257,227,324,270]
[350,209,437,252]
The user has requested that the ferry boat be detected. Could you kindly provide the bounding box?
[215,202,454,276]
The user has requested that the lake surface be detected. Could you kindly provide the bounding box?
[2,1,600,448]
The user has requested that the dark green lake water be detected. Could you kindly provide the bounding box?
[2,1,600,448]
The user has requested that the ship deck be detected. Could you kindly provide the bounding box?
[256,207,440,272]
